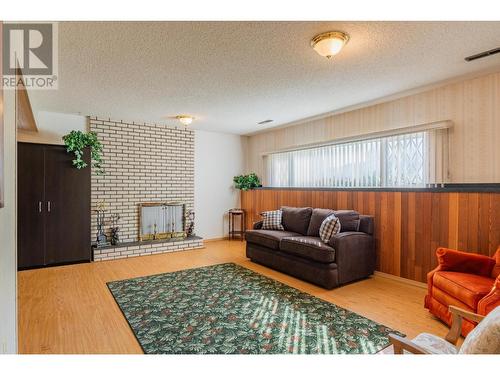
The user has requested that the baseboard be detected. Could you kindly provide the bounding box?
[374,271,427,289]
[203,237,229,242]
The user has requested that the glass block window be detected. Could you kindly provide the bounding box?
[265,128,448,188]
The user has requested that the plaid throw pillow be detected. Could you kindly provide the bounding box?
[319,213,341,244]
[261,210,284,231]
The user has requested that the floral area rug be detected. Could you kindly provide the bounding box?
[107,263,403,354]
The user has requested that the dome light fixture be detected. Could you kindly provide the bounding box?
[176,115,194,126]
[310,31,349,59]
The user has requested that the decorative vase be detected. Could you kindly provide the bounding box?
[95,209,109,247]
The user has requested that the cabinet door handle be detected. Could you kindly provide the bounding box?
[39,201,42,213]
[47,201,51,212]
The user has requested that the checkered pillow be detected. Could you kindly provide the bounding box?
[319,213,341,243]
[261,210,284,231]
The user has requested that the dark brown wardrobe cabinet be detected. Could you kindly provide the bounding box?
[17,142,91,269]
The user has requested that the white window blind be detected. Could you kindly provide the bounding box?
[265,127,449,188]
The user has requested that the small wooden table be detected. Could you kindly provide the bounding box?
[228,209,246,240]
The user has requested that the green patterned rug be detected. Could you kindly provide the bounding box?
[107,263,402,354]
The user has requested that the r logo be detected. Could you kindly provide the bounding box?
[2,23,54,76]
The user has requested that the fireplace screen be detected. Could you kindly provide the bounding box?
[139,202,186,241]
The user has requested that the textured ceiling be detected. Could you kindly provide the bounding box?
[29,21,500,135]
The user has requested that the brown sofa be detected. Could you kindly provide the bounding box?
[245,207,375,289]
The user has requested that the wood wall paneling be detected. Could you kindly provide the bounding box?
[241,189,500,283]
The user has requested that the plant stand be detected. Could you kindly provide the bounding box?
[228,208,246,241]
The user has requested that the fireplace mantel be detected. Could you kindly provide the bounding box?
[93,235,204,261]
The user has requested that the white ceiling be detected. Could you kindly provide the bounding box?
[29,21,500,135]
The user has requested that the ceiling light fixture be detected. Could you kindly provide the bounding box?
[176,115,194,126]
[310,31,349,59]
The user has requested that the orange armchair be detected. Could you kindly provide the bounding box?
[424,247,500,336]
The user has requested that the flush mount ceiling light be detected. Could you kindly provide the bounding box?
[310,31,349,59]
[176,115,194,126]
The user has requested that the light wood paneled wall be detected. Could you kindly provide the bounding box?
[241,189,500,283]
[246,71,500,183]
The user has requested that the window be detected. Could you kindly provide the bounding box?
[265,126,449,188]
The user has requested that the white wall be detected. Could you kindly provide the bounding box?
[17,112,248,241]
[0,88,17,353]
[195,130,247,239]
[17,111,87,145]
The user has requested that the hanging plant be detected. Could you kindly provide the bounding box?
[62,130,104,175]
[233,173,262,191]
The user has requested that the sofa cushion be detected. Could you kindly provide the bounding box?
[319,213,341,243]
[333,210,360,232]
[281,206,313,235]
[245,229,300,250]
[359,215,374,235]
[307,208,334,236]
[433,271,494,309]
[280,236,336,263]
[261,210,284,231]
[436,248,495,277]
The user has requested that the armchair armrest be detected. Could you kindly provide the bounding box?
[329,232,375,284]
[435,247,495,277]
[253,220,263,230]
[445,306,485,345]
[477,276,500,316]
[389,334,429,354]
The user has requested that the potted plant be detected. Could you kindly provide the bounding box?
[233,173,262,191]
[62,130,104,175]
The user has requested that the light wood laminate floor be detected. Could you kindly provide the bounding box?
[18,240,450,354]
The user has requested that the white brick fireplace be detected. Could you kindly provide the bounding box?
[89,117,203,261]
